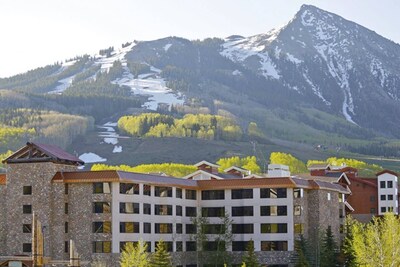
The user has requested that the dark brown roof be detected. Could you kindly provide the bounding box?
[376,170,398,176]
[0,173,6,185]
[350,176,377,188]
[51,170,349,193]
[3,142,84,166]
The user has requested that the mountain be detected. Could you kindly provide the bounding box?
[1,4,400,162]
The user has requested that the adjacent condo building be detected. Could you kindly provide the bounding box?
[0,143,350,266]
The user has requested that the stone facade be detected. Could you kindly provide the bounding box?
[0,186,6,255]
[2,162,76,257]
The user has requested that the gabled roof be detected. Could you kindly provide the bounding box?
[183,169,224,180]
[0,173,6,185]
[194,160,220,168]
[376,170,398,176]
[224,166,249,174]
[308,163,330,170]
[3,142,84,166]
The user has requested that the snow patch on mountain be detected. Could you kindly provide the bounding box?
[370,58,388,87]
[164,44,172,52]
[95,42,136,71]
[79,152,107,163]
[286,53,302,64]
[48,74,76,94]
[113,67,184,110]
[302,73,331,105]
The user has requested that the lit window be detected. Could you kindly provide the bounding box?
[120,183,139,194]
[93,202,111,213]
[294,224,304,234]
[294,205,301,216]
[93,241,111,253]
[120,222,139,233]
[93,183,111,194]
[93,222,112,233]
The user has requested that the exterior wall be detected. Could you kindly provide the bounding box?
[307,189,341,245]
[377,173,398,215]
[3,162,76,257]
[293,188,309,239]
[0,185,6,255]
[347,179,377,221]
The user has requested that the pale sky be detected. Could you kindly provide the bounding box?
[0,0,399,78]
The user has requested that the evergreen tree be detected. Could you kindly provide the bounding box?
[151,239,172,267]
[242,240,259,267]
[341,216,357,267]
[293,235,311,267]
[320,226,338,267]
[120,239,150,267]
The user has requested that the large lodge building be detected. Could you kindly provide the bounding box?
[0,142,397,266]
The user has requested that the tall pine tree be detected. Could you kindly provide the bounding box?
[320,226,338,267]
[242,240,260,267]
[150,239,172,267]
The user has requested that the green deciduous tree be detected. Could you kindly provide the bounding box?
[151,239,172,267]
[120,240,150,267]
[270,152,307,174]
[347,213,400,267]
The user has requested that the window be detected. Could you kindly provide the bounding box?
[23,224,32,233]
[93,182,111,194]
[176,241,183,252]
[143,184,151,196]
[327,193,331,201]
[261,241,288,251]
[144,222,151,233]
[23,243,32,253]
[261,223,287,233]
[203,224,225,234]
[293,188,302,198]
[381,207,387,213]
[23,186,32,195]
[120,183,139,194]
[294,224,304,234]
[186,224,197,234]
[155,186,172,197]
[154,205,172,216]
[380,181,386,188]
[65,203,68,214]
[294,205,301,216]
[65,222,68,233]
[23,205,32,214]
[232,224,254,234]
[370,208,376,214]
[120,222,139,233]
[231,189,253,199]
[381,195,386,201]
[201,190,225,200]
[388,206,394,212]
[65,184,69,194]
[186,207,197,217]
[202,207,225,217]
[388,181,393,188]
[176,205,182,216]
[186,241,196,251]
[156,241,173,252]
[260,188,287,198]
[388,195,394,200]
[65,241,69,253]
[93,202,111,213]
[93,222,112,233]
[370,195,376,202]
[93,241,112,253]
[232,241,252,251]
[176,188,182,199]
[143,203,151,215]
[176,223,183,234]
[155,223,173,234]
[203,241,225,251]
[232,206,253,217]
[185,189,197,200]
[260,206,287,216]
[120,202,139,214]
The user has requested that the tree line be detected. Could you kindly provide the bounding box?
[118,113,243,141]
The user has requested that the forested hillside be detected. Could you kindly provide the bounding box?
[118,113,243,141]
[0,108,93,153]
